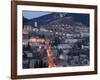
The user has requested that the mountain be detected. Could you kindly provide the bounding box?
[23,12,89,27]
[23,16,29,25]
[67,13,89,26]
[23,13,62,26]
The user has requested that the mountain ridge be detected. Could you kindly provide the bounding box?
[23,12,90,27]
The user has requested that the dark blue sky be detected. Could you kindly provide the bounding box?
[23,11,51,19]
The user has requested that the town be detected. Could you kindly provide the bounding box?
[22,12,90,69]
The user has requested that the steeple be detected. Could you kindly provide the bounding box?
[34,21,38,27]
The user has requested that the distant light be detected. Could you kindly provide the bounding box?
[59,55,64,60]
[39,46,42,49]
[49,30,53,32]
[56,32,58,34]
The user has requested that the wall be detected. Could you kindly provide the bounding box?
[0,0,99,80]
